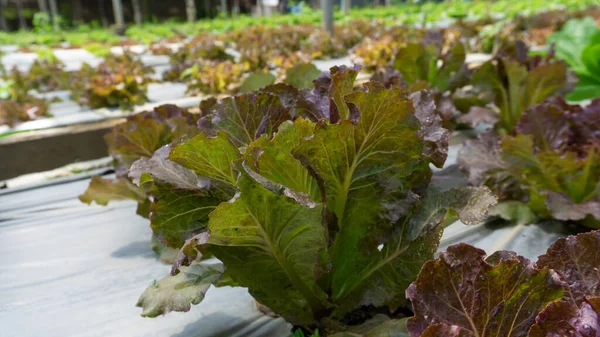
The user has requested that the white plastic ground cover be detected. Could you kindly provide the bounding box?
[0,177,292,337]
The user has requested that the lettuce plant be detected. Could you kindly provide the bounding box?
[548,17,600,101]
[458,96,600,228]
[181,60,249,95]
[406,230,600,337]
[459,45,568,132]
[392,42,468,94]
[71,53,154,110]
[373,41,471,126]
[135,68,496,335]
[10,59,70,93]
[0,97,49,127]
[0,75,49,127]
[162,34,232,82]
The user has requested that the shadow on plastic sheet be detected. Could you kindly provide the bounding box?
[111,240,156,259]
[171,311,290,337]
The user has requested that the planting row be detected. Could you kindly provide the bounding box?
[77,36,600,334]
[0,0,593,48]
[2,5,600,128]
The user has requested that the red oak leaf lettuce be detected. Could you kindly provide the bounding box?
[137,80,496,335]
[458,97,600,227]
[406,230,600,337]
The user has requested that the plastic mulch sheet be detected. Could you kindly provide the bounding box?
[0,169,578,337]
[0,176,291,337]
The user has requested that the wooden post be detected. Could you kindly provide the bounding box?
[132,0,142,25]
[322,0,333,35]
[15,0,27,30]
[111,0,125,28]
[185,0,196,23]
[342,0,350,14]
[47,0,59,30]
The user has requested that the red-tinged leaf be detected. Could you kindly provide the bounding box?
[516,97,574,152]
[529,297,600,337]
[536,230,600,304]
[104,104,199,175]
[296,64,361,122]
[421,324,469,337]
[406,244,564,337]
[198,92,290,147]
[457,106,499,128]
[79,176,146,206]
[410,90,450,168]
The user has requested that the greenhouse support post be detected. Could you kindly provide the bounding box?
[15,0,27,30]
[132,0,142,25]
[0,0,6,31]
[37,0,48,14]
[220,0,227,16]
[322,0,334,35]
[186,0,196,23]
[48,0,59,31]
[342,0,350,15]
[111,0,125,28]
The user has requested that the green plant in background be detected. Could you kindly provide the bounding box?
[12,58,70,93]
[548,17,600,101]
[32,12,53,33]
[393,42,467,93]
[83,43,112,57]
[181,60,249,95]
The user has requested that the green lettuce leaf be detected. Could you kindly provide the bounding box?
[169,131,240,186]
[198,92,290,147]
[245,118,321,201]
[393,42,466,93]
[148,180,226,248]
[548,17,600,101]
[239,71,276,93]
[285,63,322,89]
[137,78,498,333]
[548,17,600,72]
[471,58,567,131]
[207,172,331,326]
[293,82,426,303]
